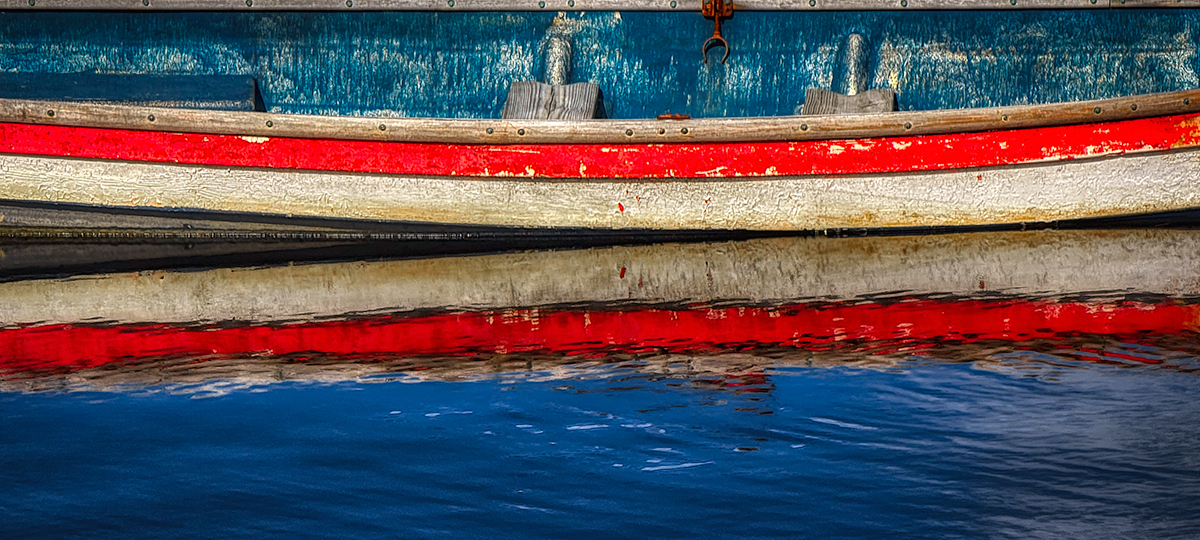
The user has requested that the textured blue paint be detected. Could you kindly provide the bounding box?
[0,10,1195,118]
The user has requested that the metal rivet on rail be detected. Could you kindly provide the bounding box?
[681,127,689,134]
[670,0,677,6]
[378,124,386,131]
[658,128,666,135]
[904,122,912,130]
[569,0,575,6]
[517,128,526,136]
[27,0,34,6]
[1090,0,1096,3]
[1093,107,1102,114]
[1186,98,1192,105]
[1010,0,1016,5]
[448,0,455,5]
[625,129,634,136]
[539,1,545,7]
[143,0,150,5]
[900,0,907,7]
[266,120,274,127]
[346,0,353,6]
[1002,114,1009,121]
[486,127,494,134]
[809,0,816,6]
[800,124,808,131]
[46,109,54,117]
[1131,103,1138,111]
[148,114,155,122]
[246,0,253,6]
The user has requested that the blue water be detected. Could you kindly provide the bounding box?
[3,355,1199,539]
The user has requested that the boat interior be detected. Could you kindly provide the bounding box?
[0,7,1197,121]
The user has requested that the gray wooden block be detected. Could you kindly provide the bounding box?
[801,88,897,116]
[0,72,263,111]
[501,81,602,120]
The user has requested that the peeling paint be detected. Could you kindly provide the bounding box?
[2,147,1199,231]
[0,11,1198,119]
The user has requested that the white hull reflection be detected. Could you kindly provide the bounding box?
[2,228,1200,327]
[2,228,1199,393]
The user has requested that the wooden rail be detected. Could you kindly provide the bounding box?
[1,0,1196,10]
[2,89,1198,144]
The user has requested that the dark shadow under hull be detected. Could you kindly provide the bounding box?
[2,200,1199,281]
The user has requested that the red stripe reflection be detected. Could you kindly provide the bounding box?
[1,299,1196,375]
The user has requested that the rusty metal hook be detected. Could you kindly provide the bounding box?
[702,0,733,65]
[703,34,729,65]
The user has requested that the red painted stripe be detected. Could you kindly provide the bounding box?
[1,113,1198,179]
[1,299,1195,375]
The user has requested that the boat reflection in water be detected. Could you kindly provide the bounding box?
[1,228,1199,393]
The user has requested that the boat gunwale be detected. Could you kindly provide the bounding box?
[3,0,1196,10]
[1,89,1199,144]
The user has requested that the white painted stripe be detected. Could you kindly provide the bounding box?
[0,150,1198,230]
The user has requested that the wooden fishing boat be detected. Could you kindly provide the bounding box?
[1,2,1200,235]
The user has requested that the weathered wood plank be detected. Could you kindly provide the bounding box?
[1,89,1196,145]
[1115,0,1200,7]
[801,88,897,115]
[0,73,262,111]
[501,81,601,120]
[0,0,1152,10]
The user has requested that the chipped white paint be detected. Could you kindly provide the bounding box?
[0,148,1198,230]
[1,228,1198,326]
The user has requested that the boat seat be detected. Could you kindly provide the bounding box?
[501,81,603,120]
[801,88,896,116]
[0,72,264,111]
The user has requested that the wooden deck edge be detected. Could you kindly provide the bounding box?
[2,89,1198,144]
[3,0,1196,11]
